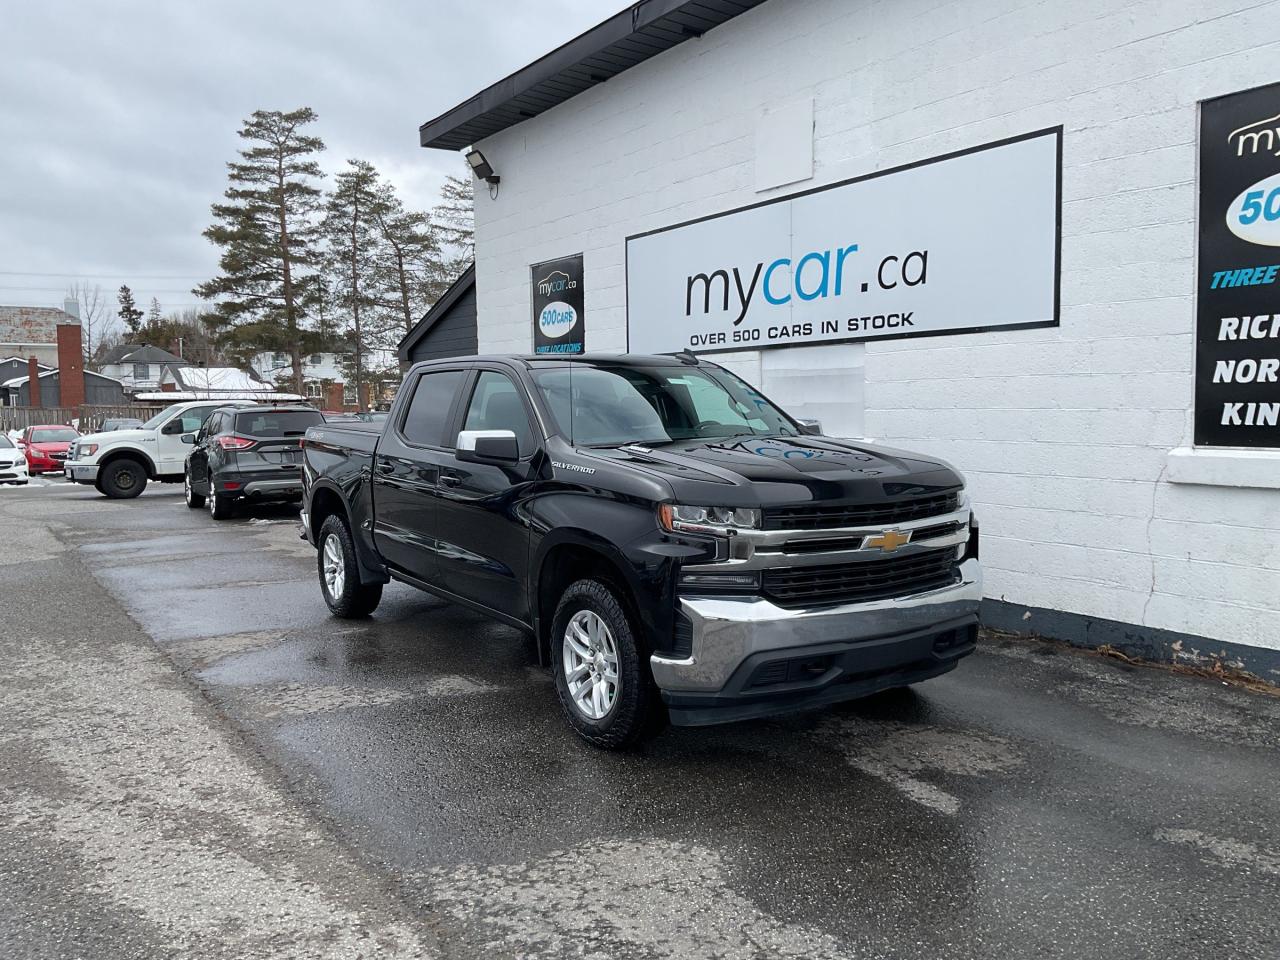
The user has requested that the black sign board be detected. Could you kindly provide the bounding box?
[531,254,585,355]
[1195,82,1280,447]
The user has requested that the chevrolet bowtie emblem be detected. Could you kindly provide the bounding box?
[865,529,911,553]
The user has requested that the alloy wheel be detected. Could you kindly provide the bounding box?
[562,609,620,720]
[322,533,345,599]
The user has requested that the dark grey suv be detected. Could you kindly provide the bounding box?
[183,405,323,519]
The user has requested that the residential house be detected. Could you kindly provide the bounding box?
[249,348,399,409]
[249,350,349,401]
[98,343,189,396]
[4,368,125,406]
[0,305,78,367]
[137,365,302,402]
[0,357,52,387]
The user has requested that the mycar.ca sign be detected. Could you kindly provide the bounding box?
[1194,81,1280,448]
[532,254,585,355]
[626,128,1061,354]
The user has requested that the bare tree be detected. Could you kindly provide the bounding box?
[65,282,119,366]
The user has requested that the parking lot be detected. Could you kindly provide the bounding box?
[2,480,1278,960]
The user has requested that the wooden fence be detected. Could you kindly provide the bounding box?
[0,404,167,433]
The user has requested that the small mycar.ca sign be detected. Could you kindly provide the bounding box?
[532,254,585,355]
[625,129,1061,354]
[1194,81,1280,448]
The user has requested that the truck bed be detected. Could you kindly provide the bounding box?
[308,418,383,454]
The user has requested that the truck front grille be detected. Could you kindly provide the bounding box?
[762,492,959,531]
[762,549,958,608]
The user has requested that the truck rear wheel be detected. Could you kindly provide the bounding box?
[99,458,147,499]
[317,514,382,618]
[551,578,657,749]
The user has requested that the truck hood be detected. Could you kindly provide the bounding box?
[589,435,963,507]
[78,428,152,447]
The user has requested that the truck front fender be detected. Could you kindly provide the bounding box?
[96,445,159,479]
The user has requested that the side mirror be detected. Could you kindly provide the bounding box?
[160,419,184,435]
[456,429,519,464]
[798,419,823,436]
[181,434,196,444]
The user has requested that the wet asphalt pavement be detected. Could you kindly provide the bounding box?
[2,480,1278,959]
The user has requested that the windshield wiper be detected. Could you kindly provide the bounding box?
[584,437,675,449]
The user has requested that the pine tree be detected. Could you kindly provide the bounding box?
[432,173,474,280]
[323,158,390,409]
[194,107,326,395]
[117,285,144,336]
[373,179,446,347]
[146,298,163,331]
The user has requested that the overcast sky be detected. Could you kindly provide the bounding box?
[0,0,610,316]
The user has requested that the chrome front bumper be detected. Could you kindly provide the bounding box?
[651,557,982,696]
[63,461,99,483]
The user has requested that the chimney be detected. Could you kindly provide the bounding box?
[63,297,81,320]
[324,382,344,412]
[27,357,42,407]
[56,321,85,409]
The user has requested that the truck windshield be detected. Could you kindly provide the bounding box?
[530,364,799,447]
[140,407,178,430]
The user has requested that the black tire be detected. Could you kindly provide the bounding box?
[207,487,234,520]
[317,514,382,618]
[183,469,205,508]
[99,458,147,499]
[551,578,658,749]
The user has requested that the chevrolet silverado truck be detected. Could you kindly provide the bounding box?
[64,400,255,498]
[300,354,981,747]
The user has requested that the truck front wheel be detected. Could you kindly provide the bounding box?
[317,514,382,618]
[551,578,657,749]
[99,459,147,499]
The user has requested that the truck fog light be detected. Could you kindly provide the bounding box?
[677,570,760,591]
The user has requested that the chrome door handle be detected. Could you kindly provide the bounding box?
[439,474,461,487]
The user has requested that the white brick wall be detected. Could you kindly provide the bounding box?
[470,0,1280,653]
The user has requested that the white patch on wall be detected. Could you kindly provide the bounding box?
[761,343,864,438]
[755,97,814,192]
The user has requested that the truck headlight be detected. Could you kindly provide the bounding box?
[78,443,98,458]
[659,504,761,537]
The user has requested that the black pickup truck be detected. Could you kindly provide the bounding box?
[300,354,981,747]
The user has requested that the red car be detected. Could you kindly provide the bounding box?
[18,424,80,474]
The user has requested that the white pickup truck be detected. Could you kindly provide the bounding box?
[64,400,254,498]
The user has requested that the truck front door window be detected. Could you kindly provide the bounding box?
[460,371,535,456]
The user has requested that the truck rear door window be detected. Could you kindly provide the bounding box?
[401,370,465,447]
